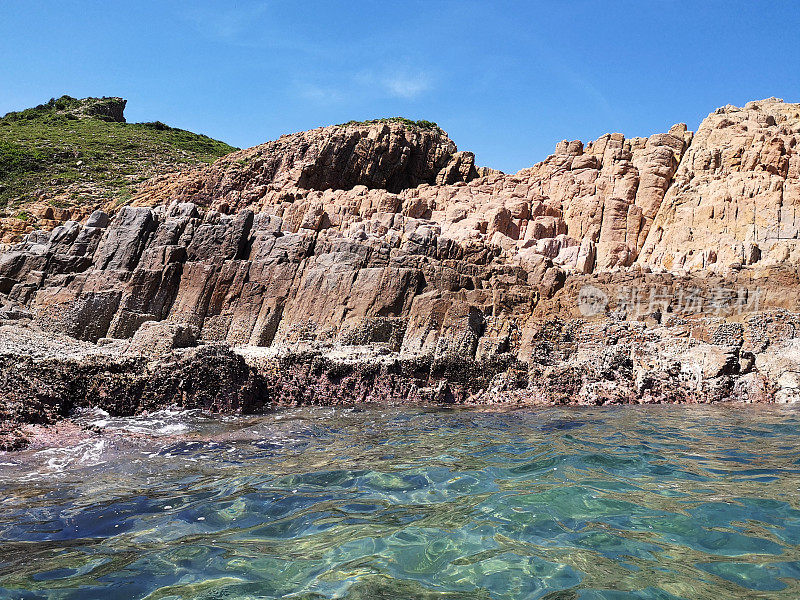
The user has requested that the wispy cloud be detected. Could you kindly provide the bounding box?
[181,2,270,43]
[293,67,434,105]
[295,82,346,103]
[381,71,431,99]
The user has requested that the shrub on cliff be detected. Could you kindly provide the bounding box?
[340,117,443,132]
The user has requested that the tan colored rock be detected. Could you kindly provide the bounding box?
[134,122,478,211]
[640,98,800,273]
[127,320,196,358]
[4,98,800,381]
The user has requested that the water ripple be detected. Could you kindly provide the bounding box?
[0,405,799,599]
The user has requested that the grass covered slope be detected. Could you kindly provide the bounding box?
[0,95,237,241]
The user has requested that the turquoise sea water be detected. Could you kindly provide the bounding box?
[1,406,799,599]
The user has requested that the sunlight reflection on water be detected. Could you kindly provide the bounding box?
[0,405,799,599]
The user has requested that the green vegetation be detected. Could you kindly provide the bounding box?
[0,95,237,214]
[2,95,85,122]
[339,117,443,132]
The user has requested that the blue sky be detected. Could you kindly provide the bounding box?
[2,1,798,173]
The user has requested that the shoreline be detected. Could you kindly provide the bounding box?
[7,398,798,456]
[3,307,800,452]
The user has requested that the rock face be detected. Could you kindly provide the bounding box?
[5,99,800,445]
[74,97,127,122]
[134,121,479,210]
[640,98,800,272]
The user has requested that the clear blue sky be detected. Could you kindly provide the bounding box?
[2,1,798,173]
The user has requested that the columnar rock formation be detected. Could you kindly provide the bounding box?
[3,99,800,435]
[640,98,800,272]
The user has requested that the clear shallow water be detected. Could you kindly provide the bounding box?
[1,406,800,599]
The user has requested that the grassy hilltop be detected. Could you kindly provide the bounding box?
[338,117,443,132]
[0,95,236,238]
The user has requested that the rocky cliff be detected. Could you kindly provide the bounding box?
[640,98,800,271]
[134,119,481,208]
[4,98,800,448]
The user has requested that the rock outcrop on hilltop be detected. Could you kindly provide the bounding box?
[0,95,237,244]
[134,120,480,210]
[4,98,800,448]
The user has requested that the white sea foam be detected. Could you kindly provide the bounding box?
[20,439,109,481]
[78,408,199,437]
